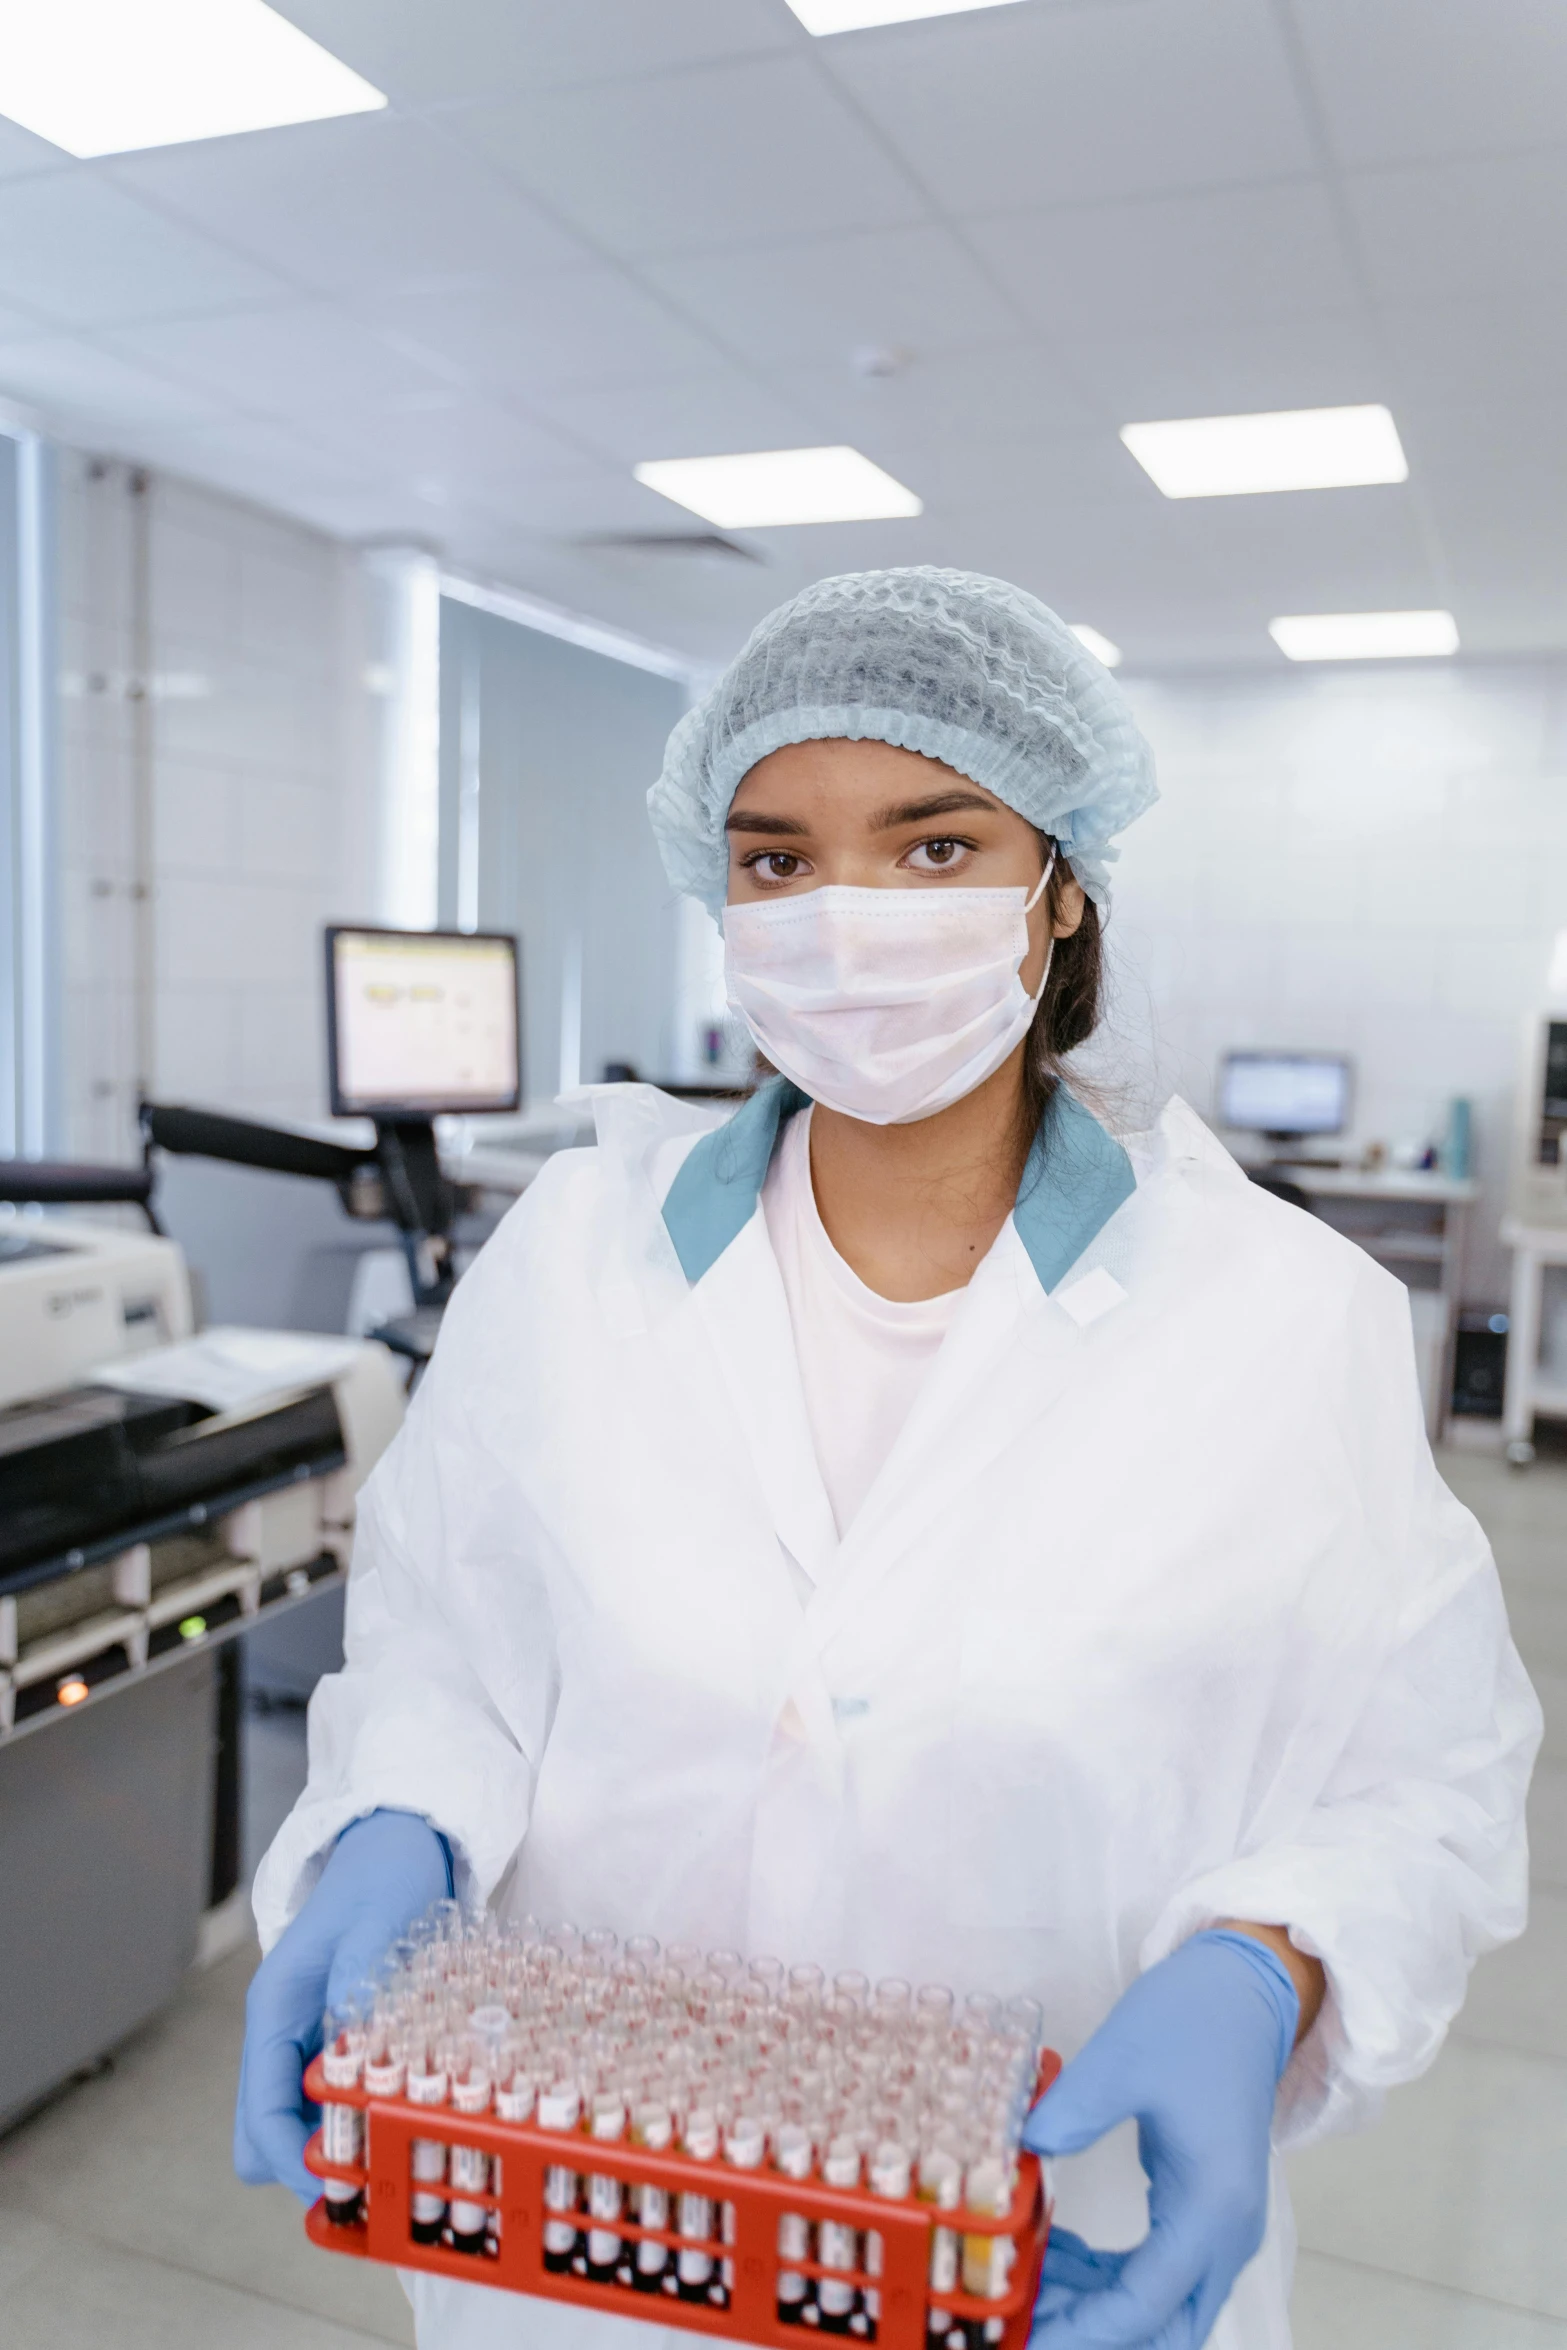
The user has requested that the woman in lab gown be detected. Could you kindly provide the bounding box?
[240,568,1539,2350]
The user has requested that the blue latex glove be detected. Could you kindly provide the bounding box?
[1023,1930,1301,2350]
[234,1807,452,2204]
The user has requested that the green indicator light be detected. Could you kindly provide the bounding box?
[178,1615,208,1640]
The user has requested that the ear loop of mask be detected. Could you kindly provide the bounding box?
[1023,847,1059,1005]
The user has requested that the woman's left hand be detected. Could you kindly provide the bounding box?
[1021,1931,1302,2348]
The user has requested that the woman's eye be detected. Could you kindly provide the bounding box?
[907,838,967,872]
[749,851,803,881]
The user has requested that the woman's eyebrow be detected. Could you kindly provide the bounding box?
[870,788,999,828]
[725,809,812,836]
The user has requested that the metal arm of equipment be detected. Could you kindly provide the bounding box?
[139,1101,461,1309]
[0,1157,163,1232]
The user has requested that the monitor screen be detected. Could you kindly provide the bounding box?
[326,927,521,1118]
[1218,1052,1350,1138]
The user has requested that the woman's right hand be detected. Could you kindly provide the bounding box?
[234,1808,451,2203]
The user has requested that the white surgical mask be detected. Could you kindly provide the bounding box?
[722,856,1055,1126]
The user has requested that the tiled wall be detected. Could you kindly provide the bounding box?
[56,453,367,1156]
[1112,659,1567,1300]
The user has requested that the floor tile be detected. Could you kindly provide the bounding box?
[0,2212,409,2349]
[1288,2036,1567,2319]
[0,2205,57,2295]
[1528,1763,1567,1893]
[1292,2248,1567,2349]
[0,1942,415,2346]
[1502,1585,1567,1674]
[1533,1668,1567,1764]
[1454,1889,1567,2060]
[1439,1453,1567,1545]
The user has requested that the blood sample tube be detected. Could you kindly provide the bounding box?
[918,2148,962,2350]
[448,2046,494,2256]
[405,2043,451,2247]
[817,2135,863,2335]
[862,2138,911,2340]
[719,2113,765,2307]
[628,2100,673,2295]
[318,2007,366,2227]
[675,2104,719,2302]
[773,2122,814,2326]
[586,2092,627,2285]
[961,2156,1015,2344]
[538,2078,584,2273]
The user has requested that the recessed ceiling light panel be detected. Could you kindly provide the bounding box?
[786,0,1024,30]
[1121,405,1409,499]
[1068,624,1122,670]
[1269,610,1459,662]
[0,0,386,157]
[634,447,922,530]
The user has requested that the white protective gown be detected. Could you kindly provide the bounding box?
[255,1080,1540,2350]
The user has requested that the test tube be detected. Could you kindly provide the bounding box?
[874,1979,913,2025]
[628,2100,673,2295]
[719,2114,766,2307]
[676,2104,719,2302]
[448,2044,494,2256]
[862,2138,912,2340]
[918,2148,963,2350]
[586,2091,628,2284]
[538,2078,583,2273]
[961,2156,1015,2345]
[318,2006,366,2227]
[405,2042,451,2247]
[817,2135,863,2335]
[773,2122,814,2327]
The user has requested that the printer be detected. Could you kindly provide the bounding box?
[0,1207,404,2129]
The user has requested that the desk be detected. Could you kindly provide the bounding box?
[1261,1166,1478,1441]
[1499,1219,1567,1464]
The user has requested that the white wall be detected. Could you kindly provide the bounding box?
[1106,658,1567,1300]
[55,452,369,1158]
[437,595,689,1097]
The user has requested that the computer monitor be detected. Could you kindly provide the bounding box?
[1218,1052,1351,1142]
[325,926,522,1119]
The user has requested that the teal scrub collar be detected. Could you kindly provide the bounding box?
[661,1077,1134,1296]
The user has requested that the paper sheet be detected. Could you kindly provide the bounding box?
[90,1326,363,1414]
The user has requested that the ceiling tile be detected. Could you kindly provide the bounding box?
[0,334,225,429]
[103,306,456,415]
[362,273,725,395]
[1346,150,1567,305]
[1291,0,1567,169]
[272,0,792,106]
[524,367,821,466]
[1382,301,1567,408]
[971,180,1362,338]
[0,174,289,329]
[458,55,927,256]
[105,115,592,298]
[107,415,385,511]
[822,0,1318,215]
[775,342,1105,459]
[296,394,592,492]
[644,224,1019,369]
[1070,313,1387,420]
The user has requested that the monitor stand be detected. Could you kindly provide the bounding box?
[370,1119,457,1362]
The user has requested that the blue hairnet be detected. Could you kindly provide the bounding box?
[648,566,1157,914]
